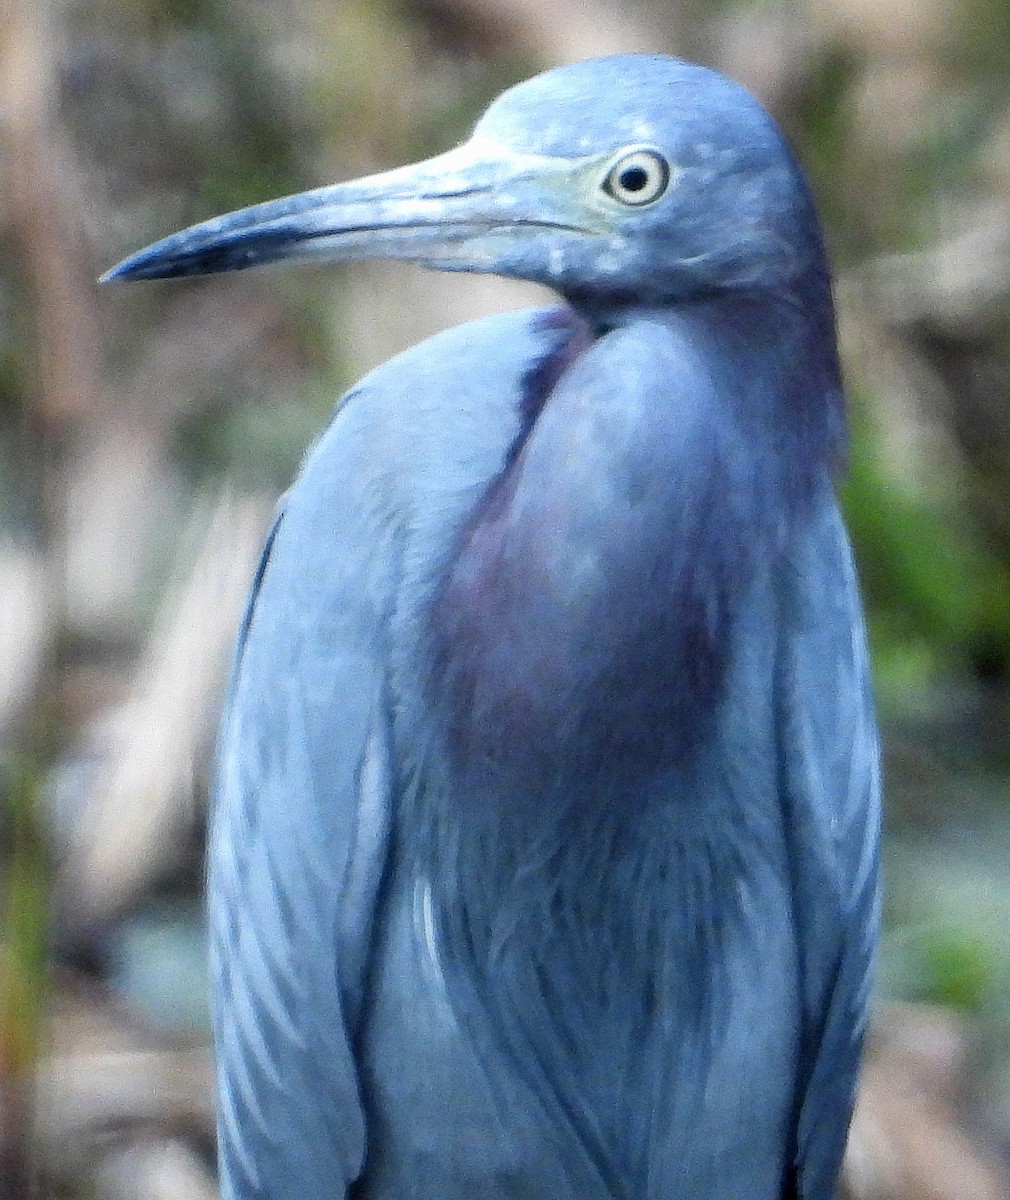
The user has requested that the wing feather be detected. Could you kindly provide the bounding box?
[777,501,881,1198]
[209,427,396,1197]
[207,306,578,1199]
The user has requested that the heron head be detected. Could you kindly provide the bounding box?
[103,55,829,320]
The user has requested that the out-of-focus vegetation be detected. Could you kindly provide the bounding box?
[1,0,1009,1196]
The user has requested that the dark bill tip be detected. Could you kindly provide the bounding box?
[100,222,307,284]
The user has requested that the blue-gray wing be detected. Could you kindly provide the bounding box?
[207,305,576,1199]
[209,451,397,1198]
[778,501,881,1198]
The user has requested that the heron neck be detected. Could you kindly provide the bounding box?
[431,288,841,804]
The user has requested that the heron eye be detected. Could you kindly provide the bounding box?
[602,150,670,206]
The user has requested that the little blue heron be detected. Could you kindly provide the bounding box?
[105,54,880,1200]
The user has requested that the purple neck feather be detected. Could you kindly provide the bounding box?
[431,285,842,799]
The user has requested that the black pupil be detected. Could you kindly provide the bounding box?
[619,165,649,193]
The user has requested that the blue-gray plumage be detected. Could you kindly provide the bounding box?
[105,54,880,1200]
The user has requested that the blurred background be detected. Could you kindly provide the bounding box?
[2,0,1010,1196]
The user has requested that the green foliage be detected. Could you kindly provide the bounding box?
[917,928,993,1011]
[0,758,49,1080]
[882,830,1010,1027]
[844,398,993,713]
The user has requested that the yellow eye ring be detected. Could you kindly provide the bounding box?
[602,149,671,206]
